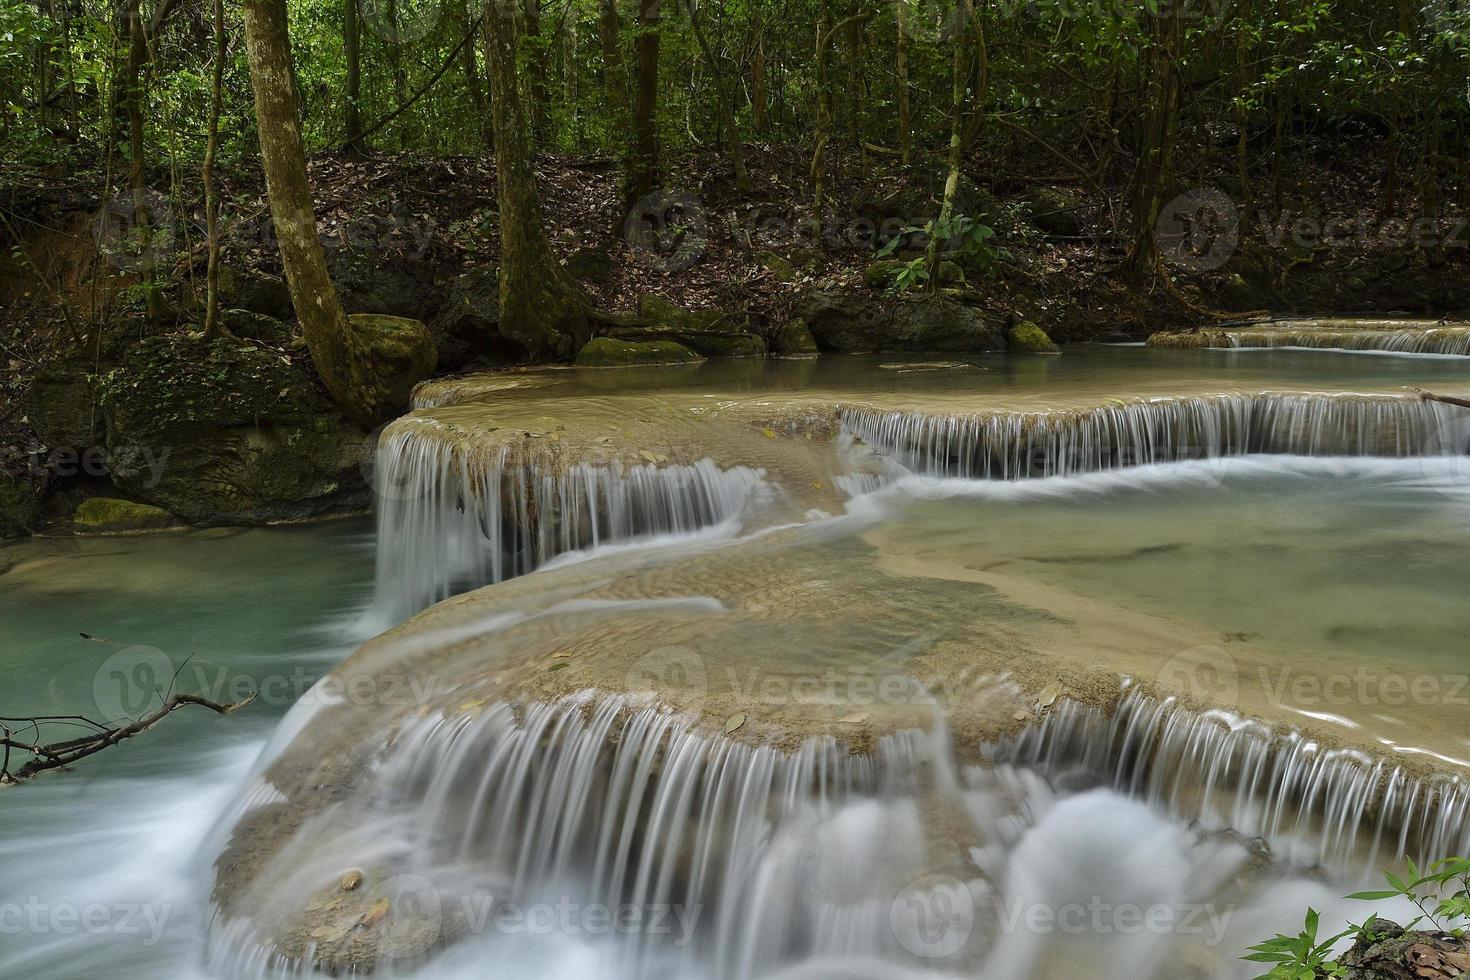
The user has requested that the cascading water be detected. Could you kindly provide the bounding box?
[370,420,772,622]
[1151,327,1470,356]
[839,392,1468,480]
[988,685,1470,875]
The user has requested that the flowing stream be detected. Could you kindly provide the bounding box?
[3,347,1468,979]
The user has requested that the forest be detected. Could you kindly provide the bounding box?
[5,3,1470,980]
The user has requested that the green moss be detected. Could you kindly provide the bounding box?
[73,497,175,531]
[575,338,704,367]
[771,320,819,356]
[1007,320,1060,353]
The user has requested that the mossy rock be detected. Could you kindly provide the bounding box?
[865,259,964,289]
[73,497,176,532]
[798,290,1003,353]
[24,359,103,449]
[575,338,703,367]
[98,336,369,525]
[771,319,819,356]
[1007,320,1060,353]
[326,247,439,322]
[346,313,438,411]
[1025,187,1088,237]
[435,265,505,371]
[629,294,764,357]
[755,250,800,284]
[0,470,45,537]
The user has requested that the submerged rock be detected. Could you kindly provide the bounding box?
[1007,320,1060,353]
[798,290,1003,353]
[98,336,368,524]
[72,496,175,532]
[575,337,703,367]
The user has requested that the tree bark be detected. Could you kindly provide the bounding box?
[924,0,976,284]
[344,0,365,152]
[242,0,385,425]
[810,0,834,216]
[628,0,661,201]
[202,0,228,337]
[895,0,910,168]
[597,0,632,161]
[483,0,591,359]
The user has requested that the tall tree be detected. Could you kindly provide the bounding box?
[482,0,591,357]
[681,0,749,191]
[343,0,365,153]
[628,0,661,200]
[201,0,228,337]
[242,0,430,423]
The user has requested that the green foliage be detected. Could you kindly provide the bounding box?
[1246,858,1470,979]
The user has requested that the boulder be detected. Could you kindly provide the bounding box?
[865,258,965,290]
[346,313,438,411]
[435,265,503,370]
[98,336,369,525]
[1007,320,1060,353]
[325,247,438,322]
[797,291,1003,353]
[0,470,45,536]
[24,360,103,449]
[72,497,176,532]
[624,294,766,358]
[1025,187,1089,238]
[574,338,703,367]
[771,319,819,356]
[755,250,800,284]
[218,268,294,320]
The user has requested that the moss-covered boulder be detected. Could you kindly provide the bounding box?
[217,268,295,320]
[434,265,514,370]
[326,247,439,322]
[865,258,964,289]
[346,313,438,411]
[616,294,766,358]
[564,247,618,286]
[1025,186,1089,237]
[798,290,1003,353]
[771,319,819,356]
[72,497,176,532]
[574,338,703,367]
[98,336,369,525]
[1007,320,1060,353]
[24,359,103,449]
[756,250,800,284]
[0,470,45,536]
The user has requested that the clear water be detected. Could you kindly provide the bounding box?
[3,348,1467,979]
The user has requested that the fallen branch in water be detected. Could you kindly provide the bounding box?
[1413,388,1470,411]
[0,692,255,784]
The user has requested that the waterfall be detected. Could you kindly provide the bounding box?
[1151,328,1470,356]
[206,686,1470,978]
[370,421,772,622]
[988,686,1470,874]
[840,393,1468,480]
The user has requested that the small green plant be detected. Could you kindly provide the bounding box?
[1243,907,1353,979]
[1346,856,1470,935]
[875,211,1003,291]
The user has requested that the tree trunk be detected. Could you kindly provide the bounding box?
[242,0,385,425]
[122,4,164,321]
[628,0,661,201]
[924,0,975,284]
[751,32,767,136]
[483,0,591,359]
[597,0,632,159]
[895,0,910,168]
[1123,3,1182,285]
[810,0,833,216]
[682,0,749,191]
[343,0,364,152]
[202,0,228,337]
